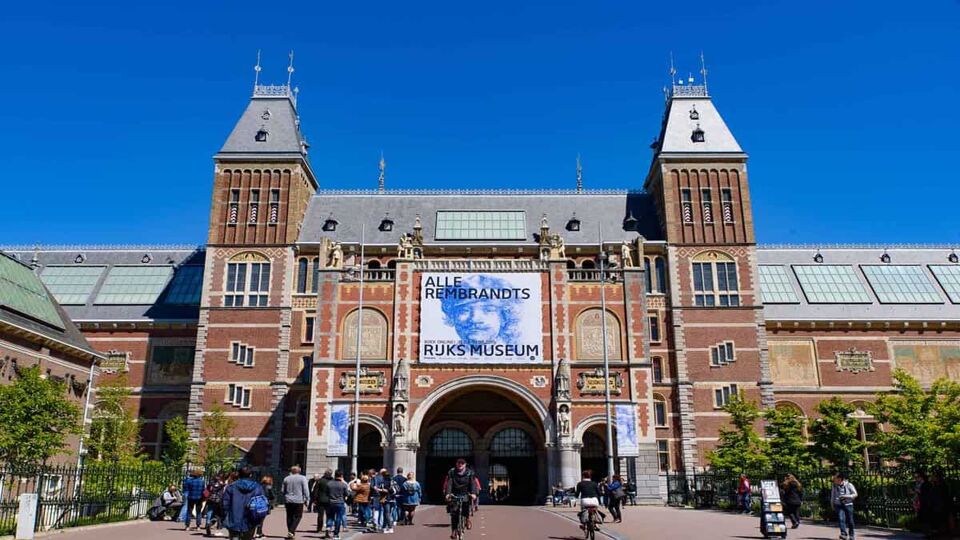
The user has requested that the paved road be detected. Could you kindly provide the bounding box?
[29,505,922,540]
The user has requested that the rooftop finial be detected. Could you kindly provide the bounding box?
[576,154,583,193]
[286,50,295,88]
[669,52,677,85]
[378,152,386,193]
[253,49,262,90]
[700,51,709,94]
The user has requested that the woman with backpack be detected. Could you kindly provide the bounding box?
[254,475,275,539]
[204,474,227,537]
[606,475,624,523]
[401,472,422,526]
[351,475,371,528]
[222,467,267,540]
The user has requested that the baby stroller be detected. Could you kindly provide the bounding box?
[147,493,182,521]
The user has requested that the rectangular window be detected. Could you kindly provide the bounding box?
[304,315,315,343]
[930,265,960,303]
[758,265,800,304]
[657,440,669,471]
[710,341,736,366]
[225,261,270,307]
[435,210,526,240]
[269,189,280,224]
[861,265,943,304]
[298,355,312,384]
[311,258,320,294]
[701,188,713,223]
[297,258,308,293]
[230,342,255,367]
[226,384,252,408]
[648,314,661,342]
[694,261,739,307]
[681,189,693,224]
[228,189,240,224]
[654,400,667,427]
[793,265,873,304]
[721,188,734,223]
[714,384,739,408]
[652,357,664,383]
[248,189,260,223]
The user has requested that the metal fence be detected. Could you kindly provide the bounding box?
[0,461,282,534]
[664,467,959,530]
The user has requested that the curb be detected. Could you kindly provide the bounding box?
[538,506,627,540]
[0,518,149,540]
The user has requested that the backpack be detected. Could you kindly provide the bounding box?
[246,494,270,523]
[207,485,223,505]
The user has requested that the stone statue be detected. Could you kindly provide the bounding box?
[549,234,566,259]
[555,359,571,399]
[398,234,414,259]
[394,359,408,399]
[621,241,634,268]
[558,405,571,437]
[540,213,549,230]
[393,405,406,436]
[328,242,343,269]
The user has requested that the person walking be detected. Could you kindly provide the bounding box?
[281,466,310,539]
[606,475,624,523]
[183,469,207,531]
[324,471,350,540]
[378,469,398,533]
[255,476,276,539]
[401,473,422,526]
[222,467,267,540]
[308,474,321,513]
[737,474,752,514]
[205,474,227,537]
[312,469,332,534]
[780,474,803,529]
[347,473,359,517]
[831,472,858,540]
[352,474,371,528]
[392,468,407,525]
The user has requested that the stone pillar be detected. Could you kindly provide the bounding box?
[558,443,581,488]
[632,442,663,504]
[389,443,418,477]
[474,450,491,503]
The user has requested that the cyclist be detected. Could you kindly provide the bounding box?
[575,470,602,532]
[444,458,478,539]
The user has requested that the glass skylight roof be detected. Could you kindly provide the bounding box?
[928,265,960,303]
[40,266,106,305]
[792,265,873,304]
[94,266,173,305]
[758,265,799,303]
[0,255,64,329]
[435,211,527,241]
[861,265,942,304]
[162,266,204,305]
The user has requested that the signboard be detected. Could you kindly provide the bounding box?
[339,369,385,394]
[16,493,37,539]
[760,479,781,502]
[419,273,543,363]
[327,404,350,457]
[615,404,639,457]
[835,348,874,373]
[577,368,624,395]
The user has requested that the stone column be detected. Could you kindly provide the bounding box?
[632,441,664,504]
[474,449,491,503]
[558,443,581,488]
[389,443,418,477]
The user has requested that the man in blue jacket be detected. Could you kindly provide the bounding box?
[182,469,207,530]
[223,467,266,540]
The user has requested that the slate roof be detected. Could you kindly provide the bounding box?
[757,246,960,321]
[0,252,99,358]
[653,90,743,155]
[218,94,309,159]
[0,247,205,324]
[298,190,664,246]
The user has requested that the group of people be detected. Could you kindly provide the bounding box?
[913,471,955,538]
[336,467,423,534]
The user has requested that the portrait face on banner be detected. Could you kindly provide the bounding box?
[327,404,350,457]
[419,272,543,363]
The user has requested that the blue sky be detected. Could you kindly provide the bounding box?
[1,1,957,245]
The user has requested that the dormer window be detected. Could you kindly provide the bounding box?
[691,124,705,143]
[379,214,394,232]
[566,214,581,232]
[880,252,891,264]
[322,217,339,232]
[623,211,639,231]
[255,129,268,142]
[689,106,699,120]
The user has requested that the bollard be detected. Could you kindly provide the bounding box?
[16,493,38,540]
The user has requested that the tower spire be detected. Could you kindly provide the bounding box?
[378,152,386,193]
[576,154,583,193]
[700,51,709,94]
[669,52,677,85]
[253,50,262,91]
[286,50,295,88]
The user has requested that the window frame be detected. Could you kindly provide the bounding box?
[303,313,315,344]
[657,440,670,471]
[226,384,252,409]
[648,313,661,343]
[224,259,270,307]
[652,356,664,383]
[710,341,736,367]
[692,256,740,307]
[713,384,739,409]
[653,394,667,427]
[229,342,255,368]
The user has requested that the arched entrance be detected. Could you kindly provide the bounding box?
[415,382,548,505]
[340,423,384,474]
[580,426,619,481]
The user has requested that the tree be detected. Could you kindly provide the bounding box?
[0,365,81,464]
[162,416,194,466]
[87,375,142,463]
[810,397,864,469]
[200,407,239,471]
[764,405,813,473]
[707,392,769,473]
[870,369,960,472]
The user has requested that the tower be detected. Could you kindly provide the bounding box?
[189,58,317,468]
[644,69,772,473]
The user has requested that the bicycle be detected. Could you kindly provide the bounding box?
[449,494,471,540]
[580,504,600,540]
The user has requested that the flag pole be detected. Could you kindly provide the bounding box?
[598,223,616,478]
[350,224,366,475]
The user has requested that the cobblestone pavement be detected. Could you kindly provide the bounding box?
[31,504,923,540]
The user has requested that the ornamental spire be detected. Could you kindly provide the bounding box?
[378,152,386,193]
[576,154,583,193]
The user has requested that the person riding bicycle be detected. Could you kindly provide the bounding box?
[444,458,478,539]
[575,470,604,530]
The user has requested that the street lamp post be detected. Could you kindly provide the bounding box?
[598,224,616,478]
[350,224,366,475]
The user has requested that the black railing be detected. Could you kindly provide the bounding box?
[664,467,960,530]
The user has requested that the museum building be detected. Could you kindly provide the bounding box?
[5,70,960,503]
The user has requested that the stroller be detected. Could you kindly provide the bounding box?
[147,492,182,521]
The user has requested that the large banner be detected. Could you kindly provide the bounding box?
[615,404,640,457]
[419,272,543,363]
[327,404,350,456]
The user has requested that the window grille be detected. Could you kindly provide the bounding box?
[681,189,693,223]
[228,190,240,224]
[701,189,713,223]
[248,189,260,223]
[693,261,740,306]
[721,188,734,223]
[269,189,280,224]
[489,428,535,457]
[429,428,473,457]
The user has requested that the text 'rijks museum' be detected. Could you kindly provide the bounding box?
[3,65,959,505]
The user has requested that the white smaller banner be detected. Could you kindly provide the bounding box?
[615,404,639,457]
[327,404,351,457]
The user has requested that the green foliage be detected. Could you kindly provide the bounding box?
[809,397,864,469]
[87,376,142,462]
[707,392,769,473]
[200,407,238,472]
[0,365,81,464]
[870,369,960,472]
[162,416,194,466]
[763,405,814,472]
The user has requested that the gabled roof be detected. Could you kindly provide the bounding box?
[298,189,663,246]
[654,87,743,155]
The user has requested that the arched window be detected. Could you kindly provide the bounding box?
[691,251,739,307]
[367,260,381,269]
[225,252,270,307]
[341,308,388,360]
[297,258,308,293]
[566,259,577,270]
[655,257,667,293]
[653,394,667,427]
[429,428,473,457]
[581,259,596,270]
[644,258,653,293]
[311,257,320,293]
[581,432,606,458]
[575,309,622,360]
[387,259,398,270]
[489,428,535,457]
